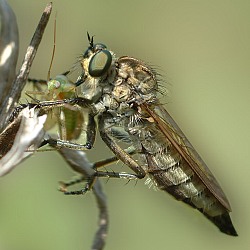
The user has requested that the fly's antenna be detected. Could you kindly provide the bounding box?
[87,31,94,48]
[47,13,57,82]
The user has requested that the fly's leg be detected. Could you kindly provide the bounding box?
[59,176,86,192]
[94,171,138,180]
[8,103,38,122]
[43,137,92,150]
[27,71,70,86]
[28,78,47,85]
[61,171,138,195]
[85,113,96,148]
[62,171,138,195]
[9,97,90,127]
[42,110,96,150]
[10,98,97,151]
[59,146,137,195]
[59,154,120,192]
[98,114,146,179]
[63,175,97,195]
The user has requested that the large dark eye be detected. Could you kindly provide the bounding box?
[88,50,112,77]
[83,44,107,58]
[93,43,107,51]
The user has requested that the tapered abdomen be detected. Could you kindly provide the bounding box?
[128,112,237,236]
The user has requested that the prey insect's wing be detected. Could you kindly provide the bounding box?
[141,103,231,211]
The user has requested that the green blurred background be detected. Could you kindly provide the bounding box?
[1,0,249,249]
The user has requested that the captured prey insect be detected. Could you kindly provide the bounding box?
[12,34,238,236]
[22,16,84,142]
[26,72,85,141]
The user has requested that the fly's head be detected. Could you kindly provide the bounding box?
[76,33,116,102]
[80,33,115,80]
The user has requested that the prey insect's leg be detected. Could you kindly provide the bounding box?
[25,91,46,100]
[98,114,146,179]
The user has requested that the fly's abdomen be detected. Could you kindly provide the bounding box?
[150,150,224,217]
[128,119,237,235]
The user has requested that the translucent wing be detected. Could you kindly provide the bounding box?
[141,103,231,211]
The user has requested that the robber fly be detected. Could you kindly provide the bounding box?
[11,34,238,236]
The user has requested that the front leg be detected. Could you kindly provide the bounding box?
[59,146,138,195]
[49,112,97,150]
[85,113,96,149]
[98,114,146,179]
[10,97,93,121]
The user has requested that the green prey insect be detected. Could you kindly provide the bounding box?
[27,73,85,141]
[25,16,84,141]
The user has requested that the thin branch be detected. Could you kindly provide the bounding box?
[0,1,52,174]
[91,181,109,250]
[57,148,109,250]
[0,2,53,131]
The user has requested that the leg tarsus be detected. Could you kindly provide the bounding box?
[62,175,96,195]
[63,185,89,195]
[59,176,86,189]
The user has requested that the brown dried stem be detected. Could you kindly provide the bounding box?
[0,1,52,178]
[0,1,53,131]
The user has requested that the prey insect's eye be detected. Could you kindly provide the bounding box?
[88,50,112,77]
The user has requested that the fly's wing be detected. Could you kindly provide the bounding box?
[141,103,231,211]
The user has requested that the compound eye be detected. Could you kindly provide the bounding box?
[93,43,107,51]
[88,50,112,77]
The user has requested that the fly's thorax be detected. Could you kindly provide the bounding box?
[117,56,158,95]
[98,92,134,116]
[112,83,131,103]
[101,94,119,110]
[76,77,103,102]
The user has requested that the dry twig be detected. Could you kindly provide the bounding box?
[0,1,52,176]
[0,1,52,131]
[57,148,109,250]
